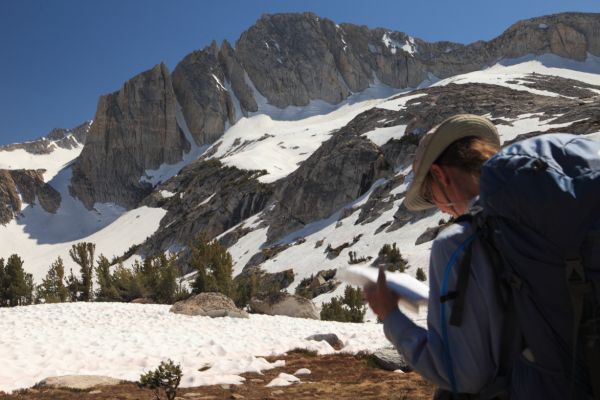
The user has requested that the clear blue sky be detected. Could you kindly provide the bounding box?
[1,0,599,145]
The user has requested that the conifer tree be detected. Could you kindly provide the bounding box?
[189,236,233,297]
[320,285,366,323]
[69,242,95,301]
[95,254,119,301]
[154,254,178,304]
[112,262,145,302]
[4,254,32,306]
[38,257,68,303]
[65,268,80,302]
[0,258,6,306]
[24,273,35,305]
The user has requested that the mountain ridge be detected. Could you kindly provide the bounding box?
[68,11,600,209]
[0,12,599,291]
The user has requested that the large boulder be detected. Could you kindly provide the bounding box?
[170,292,249,318]
[371,347,412,372]
[36,375,122,390]
[249,293,319,319]
[306,333,344,350]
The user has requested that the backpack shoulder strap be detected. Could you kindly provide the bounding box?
[447,209,480,327]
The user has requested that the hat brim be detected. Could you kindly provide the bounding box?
[402,114,500,211]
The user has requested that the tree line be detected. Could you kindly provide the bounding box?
[0,236,237,307]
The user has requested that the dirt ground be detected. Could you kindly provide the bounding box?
[1,351,435,400]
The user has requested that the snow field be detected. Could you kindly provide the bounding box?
[0,162,167,281]
[433,53,600,96]
[208,77,404,183]
[0,141,82,182]
[0,302,389,393]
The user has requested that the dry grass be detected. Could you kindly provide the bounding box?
[0,353,435,400]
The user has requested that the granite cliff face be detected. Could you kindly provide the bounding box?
[70,63,188,209]
[69,12,600,209]
[266,132,391,243]
[0,169,61,224]
[172,41,237,146]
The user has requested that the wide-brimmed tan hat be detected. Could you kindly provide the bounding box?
[403,114,500,211]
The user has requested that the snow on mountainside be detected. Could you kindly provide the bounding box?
[0,121,90,182]
[1,53,599,286]
[433,53,600,95]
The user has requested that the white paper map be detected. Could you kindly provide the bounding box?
[338,266,429,312]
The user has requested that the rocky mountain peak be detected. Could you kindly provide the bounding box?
[66,11,600,210]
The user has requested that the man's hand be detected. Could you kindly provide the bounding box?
[364,268,400,321]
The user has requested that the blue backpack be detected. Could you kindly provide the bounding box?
[445,134,600,399]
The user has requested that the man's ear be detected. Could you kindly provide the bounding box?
[430,164,450,188]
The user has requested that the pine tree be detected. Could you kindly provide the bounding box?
[112,262,145,302]
[320,286,366,323]
[24,273,35,305]
[95,254,119,301]
[0,258,6,306]
[416,267,427,282]
[140,256,161,299]
[69,242,95,301]
[189,236,233,297]
[4,254,31,306]
[38,257,68,303]
[342,286,366,323]
[65,268,80,302]
[155,254,178,304]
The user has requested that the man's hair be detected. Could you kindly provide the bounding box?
[434,136,500,176]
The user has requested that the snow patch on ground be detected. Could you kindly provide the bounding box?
[266,372,301,387]
[362,125,407,146]
[160,190,176,198]
[492,113,589,142]
[0,302,390,393]
[376,93,428,111]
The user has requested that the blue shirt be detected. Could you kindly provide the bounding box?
[383,221,505,393]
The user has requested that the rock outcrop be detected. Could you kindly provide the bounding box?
[172,41,236,146]
[0,121,90,155]
[266,132,391,242]
[490,14,598,61]
[70,63,188,209]
[140,159,272,260]
[249,292,320,319]
[170,292,249,318]
[0,169,61,224]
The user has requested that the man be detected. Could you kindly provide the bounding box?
[365,114,504,396]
